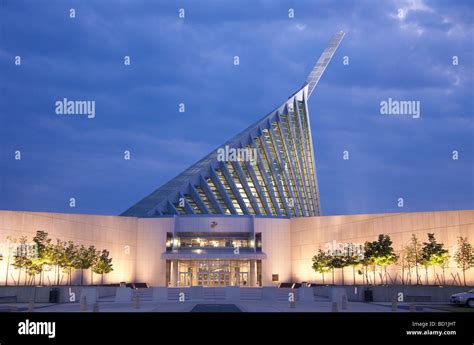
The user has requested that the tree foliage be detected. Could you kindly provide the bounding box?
[454,236,474,286]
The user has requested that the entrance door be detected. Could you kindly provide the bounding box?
[179,272,191,286]
[236,272,249,287]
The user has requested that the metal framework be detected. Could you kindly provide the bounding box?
[305,31,345,98]
[121,32,345,218]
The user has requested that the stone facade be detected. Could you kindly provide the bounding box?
[0,209,472,286]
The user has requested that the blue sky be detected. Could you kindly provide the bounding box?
[0,0,473,216]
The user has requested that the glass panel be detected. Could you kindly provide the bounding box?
[226,162,256,214]
[247,145,277,215]
[255,138,287,215]
[177,260,251,287]
[183,194,202,214]
[215,168,244,215]
[195,185,217,213]
[205,177,231,214]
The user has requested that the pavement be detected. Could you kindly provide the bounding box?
[0,299,452,313]
[1,288,470,313]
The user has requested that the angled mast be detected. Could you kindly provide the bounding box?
[305,31,345,98]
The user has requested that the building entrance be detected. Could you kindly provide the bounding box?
[176,260,253,287]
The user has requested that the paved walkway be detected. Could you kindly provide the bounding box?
[1,300,445,313]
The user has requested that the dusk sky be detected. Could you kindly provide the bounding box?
[0,0,473,216]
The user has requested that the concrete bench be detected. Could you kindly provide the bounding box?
[0,296,17,303]
[406,295,431,302]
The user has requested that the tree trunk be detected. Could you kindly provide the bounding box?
[101,274,104,285]
[463,268,466,286]
[5,255,10,286]
[341,267,345,285]
[415,260,419,285]
[332,269,335,285]
[17,268,21,286]
[81,269,84,285]
[352,267,356,285]
[373,265,377,285]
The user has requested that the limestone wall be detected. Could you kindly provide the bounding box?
[290,210,474,286]
[0,211,137,285]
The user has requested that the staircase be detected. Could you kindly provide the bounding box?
[167,288,190,301]
[276,288,298,301]
[203,288,226,300]
[240,288,262,300]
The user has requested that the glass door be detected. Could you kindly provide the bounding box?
[237,272,249,287]
[179,272,191,286]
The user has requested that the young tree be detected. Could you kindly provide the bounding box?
[404,235,423,285]
[89,247,100,285]
[92,250,114,285]
[32,231,52,285]
[454,236,474,286]
[26,263,42,286]
[364,235,397,285]
[311,249,332,285]
[363,240,377,284]
[330,256,346,285]
[47,240,64,285]
[420,233,449,285]
[345,244,362,285]
[12,236,31,285]
[74,245,98,285]
[4,236,17,286]
[60,241,78,285]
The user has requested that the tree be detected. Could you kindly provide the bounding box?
[26,263,42,285]
[311,250,332,284]
[330,256,346,285]
[363,240,377,284]
[364,235,397,285]
[32,231,52,285]
[4,236,17,286]
[345,244,362,285]
[420,233,449,285]
[12,236,31,285]
[404,235,423,285]
[92,250,114,285]
[60,241,78,285]
[454,236,474,286]
[74,245,98,285]
[47,240,65,285]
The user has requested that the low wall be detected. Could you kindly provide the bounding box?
[313,285,473,303]
[0,286,117,303]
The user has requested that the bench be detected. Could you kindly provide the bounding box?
[0,296,18,303]
[406,295,431,302]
